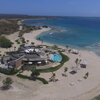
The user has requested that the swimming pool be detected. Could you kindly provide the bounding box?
[49,53,62,62]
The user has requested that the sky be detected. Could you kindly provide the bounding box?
[0,0,100,17]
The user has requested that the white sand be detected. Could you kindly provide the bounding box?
[0,28,100,100]
[0,27,50,55]
[35,50,100,100]
[23,27,51,45]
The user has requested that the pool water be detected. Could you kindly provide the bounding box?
[49,53,62,62]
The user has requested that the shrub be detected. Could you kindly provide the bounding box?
[36,77,48,84]
[15,39,20,44]
[17,74,48,84]
[26,40,29,43]
[31,42,34,45]
[0,36,13,48]
[0,67,20,75]
[51,45,59,50]
[92,95,100,100]
[21,37,26,44]
[17,74,29,79]
[1,77,13,90]
[0,19,19,35]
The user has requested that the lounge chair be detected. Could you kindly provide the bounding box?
[70,70,77,74]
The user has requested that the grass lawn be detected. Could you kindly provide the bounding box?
[17,74,48,84]
[36,52,69,73]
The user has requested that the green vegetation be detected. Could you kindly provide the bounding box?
[42,25,48,28]
[31,67,40,77]
[31,42,35,45]
[36,77,48,84]
[19,52,69,84]
[0,36,13,48]
[0,19,19,35]
[36,52,69,73]
[50,45,59,50]
[15,39,20,44]
[1,77,13,90]
[0,67,20,75]
[17,74,29,79]
[17,74,48,84]
[20,25,41,35]
[20,37,26,44]
[26,40,29,43]
[47,45,62,51]
[92,95,100,100]
[46,45,59,50]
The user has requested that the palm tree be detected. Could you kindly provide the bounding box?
[49,73,56,82]
[75,58,79,65]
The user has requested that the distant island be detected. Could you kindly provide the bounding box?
[0,14,59,19]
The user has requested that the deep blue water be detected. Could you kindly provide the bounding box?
[23,17,100,55]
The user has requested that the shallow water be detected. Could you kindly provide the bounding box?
[23,17,100,55]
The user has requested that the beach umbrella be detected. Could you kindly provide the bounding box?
[80,60,87,65]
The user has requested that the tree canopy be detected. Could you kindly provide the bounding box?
[0,36,13,48]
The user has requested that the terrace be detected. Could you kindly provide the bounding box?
[0,45,62,70]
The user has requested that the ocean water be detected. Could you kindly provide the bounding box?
[23,17,100,55]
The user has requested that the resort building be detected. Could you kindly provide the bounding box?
[0,44,62,69]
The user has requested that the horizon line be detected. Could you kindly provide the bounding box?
[0,13,100,18]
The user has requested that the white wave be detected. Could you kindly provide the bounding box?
[85,43,100,49]
[49,32,53,35]
[94,43,100,48]
[60,29,67,32]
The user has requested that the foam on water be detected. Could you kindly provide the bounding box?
[23,17,100,55]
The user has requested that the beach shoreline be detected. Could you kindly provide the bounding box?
[0,27,100,100]
[23,27,100,100]
[23,27,52,46]
[24,26,100,57]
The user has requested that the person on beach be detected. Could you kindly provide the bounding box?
[49,73,57,82]
[62,67,68,77]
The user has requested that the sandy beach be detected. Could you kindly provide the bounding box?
[23,27,51,45]
[35,51,100,100]
[0,28,100,100]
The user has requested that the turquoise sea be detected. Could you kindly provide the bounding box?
[23,17,100,55]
